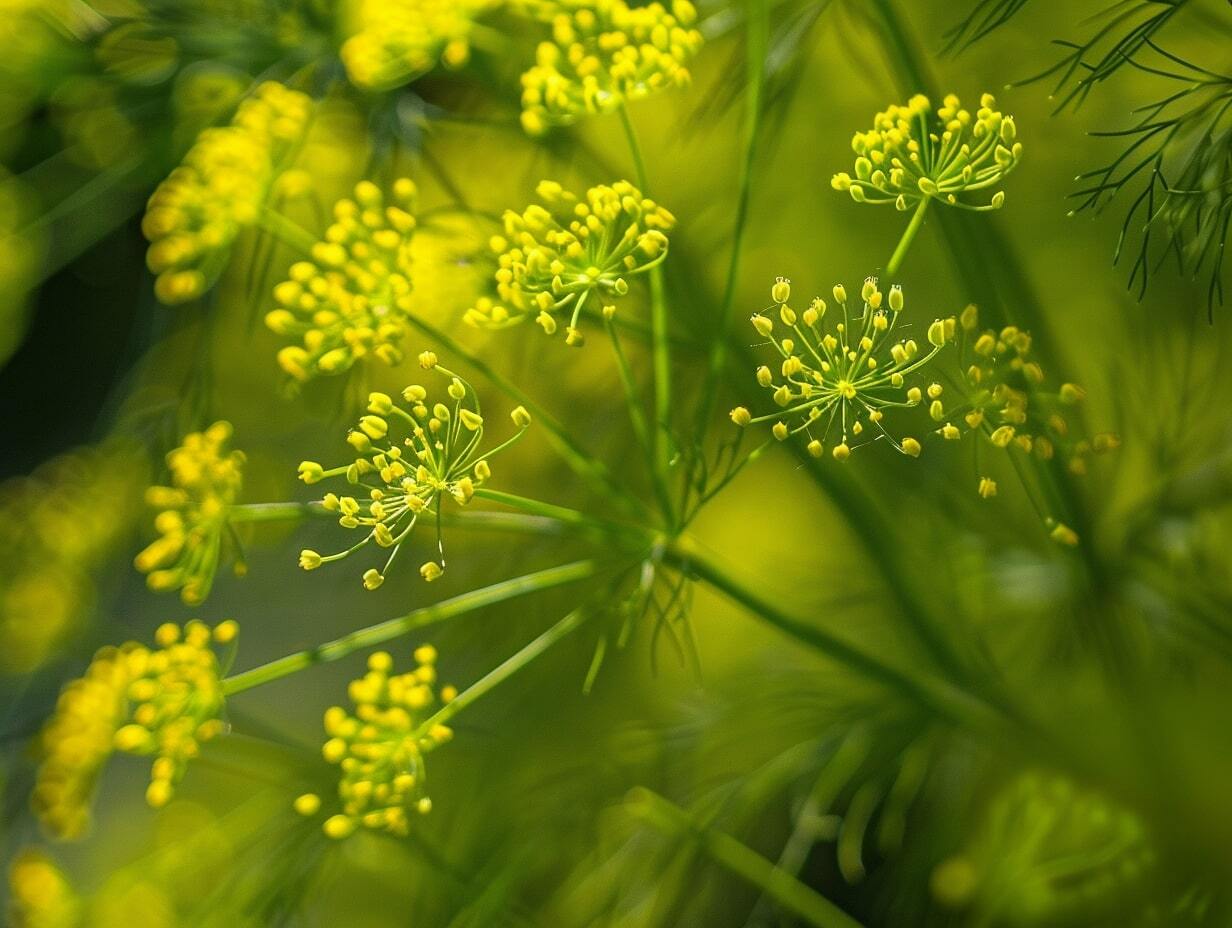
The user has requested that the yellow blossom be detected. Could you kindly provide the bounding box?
[296,647,453,839]
[520,0,703,135]
[31,621,235,840]
[266,178,418,382]
[465,179,674,344]
[7,848,80,928]
[142,81,312,305]
[134,422,245,605]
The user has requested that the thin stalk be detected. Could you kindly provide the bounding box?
[886,197,931,276]
[605,316,676,520]
[618,105,674,516]
[697,0,767,433]
[627,788,865,928]
[412,606,591,737]
[257,207,318,255]
[228,501,327,523]
[222,560,598,694]
[473,487,642,543]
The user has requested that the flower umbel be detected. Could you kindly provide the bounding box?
[142,81,312,305]
[341,0,495,91]
[134,422,246,605]
[519,0,703,135]
[266,178,418,383]
[733,277,954,460]
[464,179,674,346]
[294,646,455,839]
[831,93,1022,212]
[31,620,236,840]
[297,364,531,588]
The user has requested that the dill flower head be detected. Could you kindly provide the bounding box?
[31,620,237,840]
[142,81,312,305]
[934,305,1119,497]
[520,0,703,136]
[134,422,246,605]
[341,0,495,91]
[297,364,531,588]
[732,277,954,460]
[7,848,80,927]
[464,179,674,346]
[831,93,1022,212]
[266,178,418,383]
[295,646,455,839]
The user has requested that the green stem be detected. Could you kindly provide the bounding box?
[222,560,598,695]
[413,606,591,737]
[885,197,930,277]
[697,0,767,434]
[228,501,327,523]
[627,788,865,928]
[618,105,675,522]
[257,207,319,255]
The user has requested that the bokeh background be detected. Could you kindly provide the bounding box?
[3,0,1232,925]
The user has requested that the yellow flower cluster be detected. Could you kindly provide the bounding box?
[341,0,496,91]
[0,444,145,675]
[832,93,1022,212]
[142,81,312,305]
[298,362,531,588]
[731,277,953,461]
[465,179,674,346]
[266,179,418,383]
[937,305,1119,510]
[134,422,246,605]
[520,0,703,135]
[32,620,237,840]
[295,646,455,839]
[7,849,80,928]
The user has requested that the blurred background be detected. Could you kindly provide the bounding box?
[3,0,1232,925]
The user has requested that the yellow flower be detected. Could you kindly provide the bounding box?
[341,0,496,91]
[7,848,80,928]
[31,621,236,840]
[832,93,1022,212]
[738,277,951,459]
[295,646,453,839]
[142,81,312,305]
[266,178,418,383]
[299,368,530,587]
[464,179,674,345]
[134,422,245,605]
[520,0,703,135]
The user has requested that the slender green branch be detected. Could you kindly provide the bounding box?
[257,207,319,255]
[697,0,767,433]
[885,197,931,277]
[627,788,865,928]
[413,606,592,737]
[228,501,328,523]
[618,105,675,520]
[222,560,599,695]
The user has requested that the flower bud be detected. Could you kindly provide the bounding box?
[729,407,751,427]
[771,277,791,303]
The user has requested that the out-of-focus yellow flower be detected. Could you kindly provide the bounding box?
[0,443,145,675]
[735,277,953,461]
[519,0,703,136]
[265,178,418,382]
[341,0,497,91]
[142,81,312,305]
[465,179,674,346]
[7,848,81,928]
[297,369,530,588]
[134,422,245,605]
[295,646,454,839]
[32,620,237,840]
[832,93,1022,212]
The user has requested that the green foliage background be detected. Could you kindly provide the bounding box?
[2,0,1232,925]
